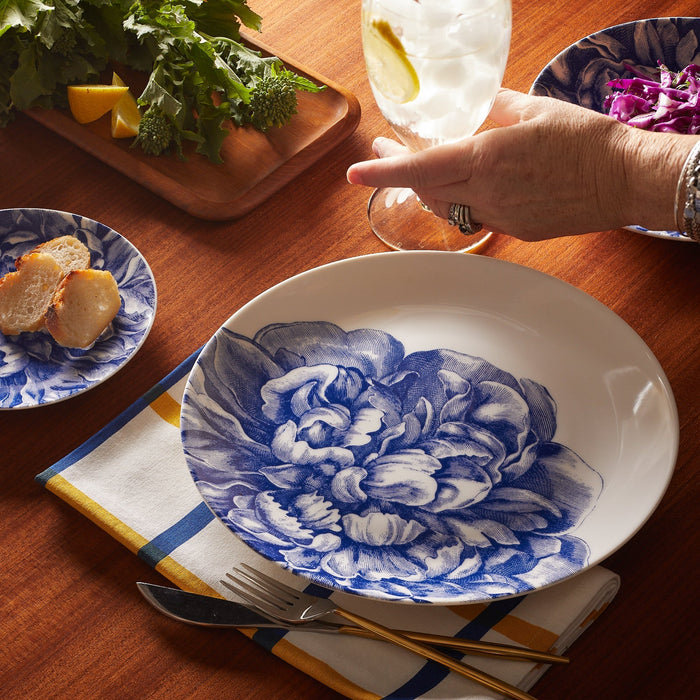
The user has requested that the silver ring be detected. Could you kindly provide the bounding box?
[448,203,483,235]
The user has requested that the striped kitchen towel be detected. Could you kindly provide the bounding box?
[36,349,620,700]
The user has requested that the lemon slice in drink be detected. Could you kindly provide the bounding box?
[365,18,419,104]
[67,84,129,124]
[110,72,141,138]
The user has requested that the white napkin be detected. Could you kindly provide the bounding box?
[37,349,620,699]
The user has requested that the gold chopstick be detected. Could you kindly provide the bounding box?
[337,625,568,664]
[335,607,539,700]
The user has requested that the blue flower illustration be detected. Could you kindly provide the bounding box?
[183,321,603,602]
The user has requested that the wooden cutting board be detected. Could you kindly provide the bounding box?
[26,36,361,221]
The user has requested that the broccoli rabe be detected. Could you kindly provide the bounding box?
[248,69,299,132]
[125,1,324,161]
[133,105,176,156]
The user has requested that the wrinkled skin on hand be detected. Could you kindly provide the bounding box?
[347,89,694,240]
[183,321,604,602]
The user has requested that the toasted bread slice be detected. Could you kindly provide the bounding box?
[0,252,64,335]
[22,235,91,275]
[46,269,121,348]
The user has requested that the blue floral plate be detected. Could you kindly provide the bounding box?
[181,252,677,604]
[530,16,700,242]
[0,208,156,409]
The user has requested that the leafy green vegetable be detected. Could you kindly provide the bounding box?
[0,0,324,161]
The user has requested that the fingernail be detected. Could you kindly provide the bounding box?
[346,166,360,185]
[372,137,386,156]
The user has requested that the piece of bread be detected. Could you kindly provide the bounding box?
[0,252,64,334]
[21,235,91,275]
[45,269,121,348]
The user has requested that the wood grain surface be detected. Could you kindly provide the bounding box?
[1,1,699,699]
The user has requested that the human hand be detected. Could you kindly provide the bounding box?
[347,89,689,240]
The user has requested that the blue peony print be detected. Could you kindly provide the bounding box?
[182,321,603,603]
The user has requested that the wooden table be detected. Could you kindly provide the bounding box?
[2,1,698,698]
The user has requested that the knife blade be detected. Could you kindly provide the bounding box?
[137,582,335,631]
[136,582,568,664]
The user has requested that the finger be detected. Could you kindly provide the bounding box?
[411,191,470,222]
[347,138,470,189]
[372,136,409,158]
[488,88,552,126]
[347,138,412,185]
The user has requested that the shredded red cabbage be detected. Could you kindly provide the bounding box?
[604,62,700,134]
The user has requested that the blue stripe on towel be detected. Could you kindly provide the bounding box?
[252,627,289,650]
[137,501,216,567]
[385,595,524,699]
[456,595,524,640]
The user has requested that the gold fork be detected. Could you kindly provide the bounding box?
[222,564,553,700]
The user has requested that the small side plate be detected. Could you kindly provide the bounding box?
[0,208,157,409]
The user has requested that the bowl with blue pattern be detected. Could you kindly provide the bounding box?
[530,16,700,241]
[0,208,157,409]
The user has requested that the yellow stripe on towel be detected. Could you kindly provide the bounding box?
[44,473,150,555]
[449,603,558,651]
[45,474,221,598]
[492,615,558,652]
[579,600,612,629]
[155,557,221,597]
[149,391,182,427]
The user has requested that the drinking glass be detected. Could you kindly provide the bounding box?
[361,0,511,252]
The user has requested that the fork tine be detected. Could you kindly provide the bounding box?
[220,577,281,616]
[238,564,304,602]
[222,572,289,614]
[231,569,293,607]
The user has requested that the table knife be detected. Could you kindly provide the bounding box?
[138,581,337,631]
[136,582,568,664]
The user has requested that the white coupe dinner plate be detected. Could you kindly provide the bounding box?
[0,208,156,409]
[181,252,677,604]
[530,16,700,242]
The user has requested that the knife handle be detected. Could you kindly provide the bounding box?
[337,625,569,664]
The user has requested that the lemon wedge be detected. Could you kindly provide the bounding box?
[110,72,141,138]
[67,84,129,124]
[365,18,419,104]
